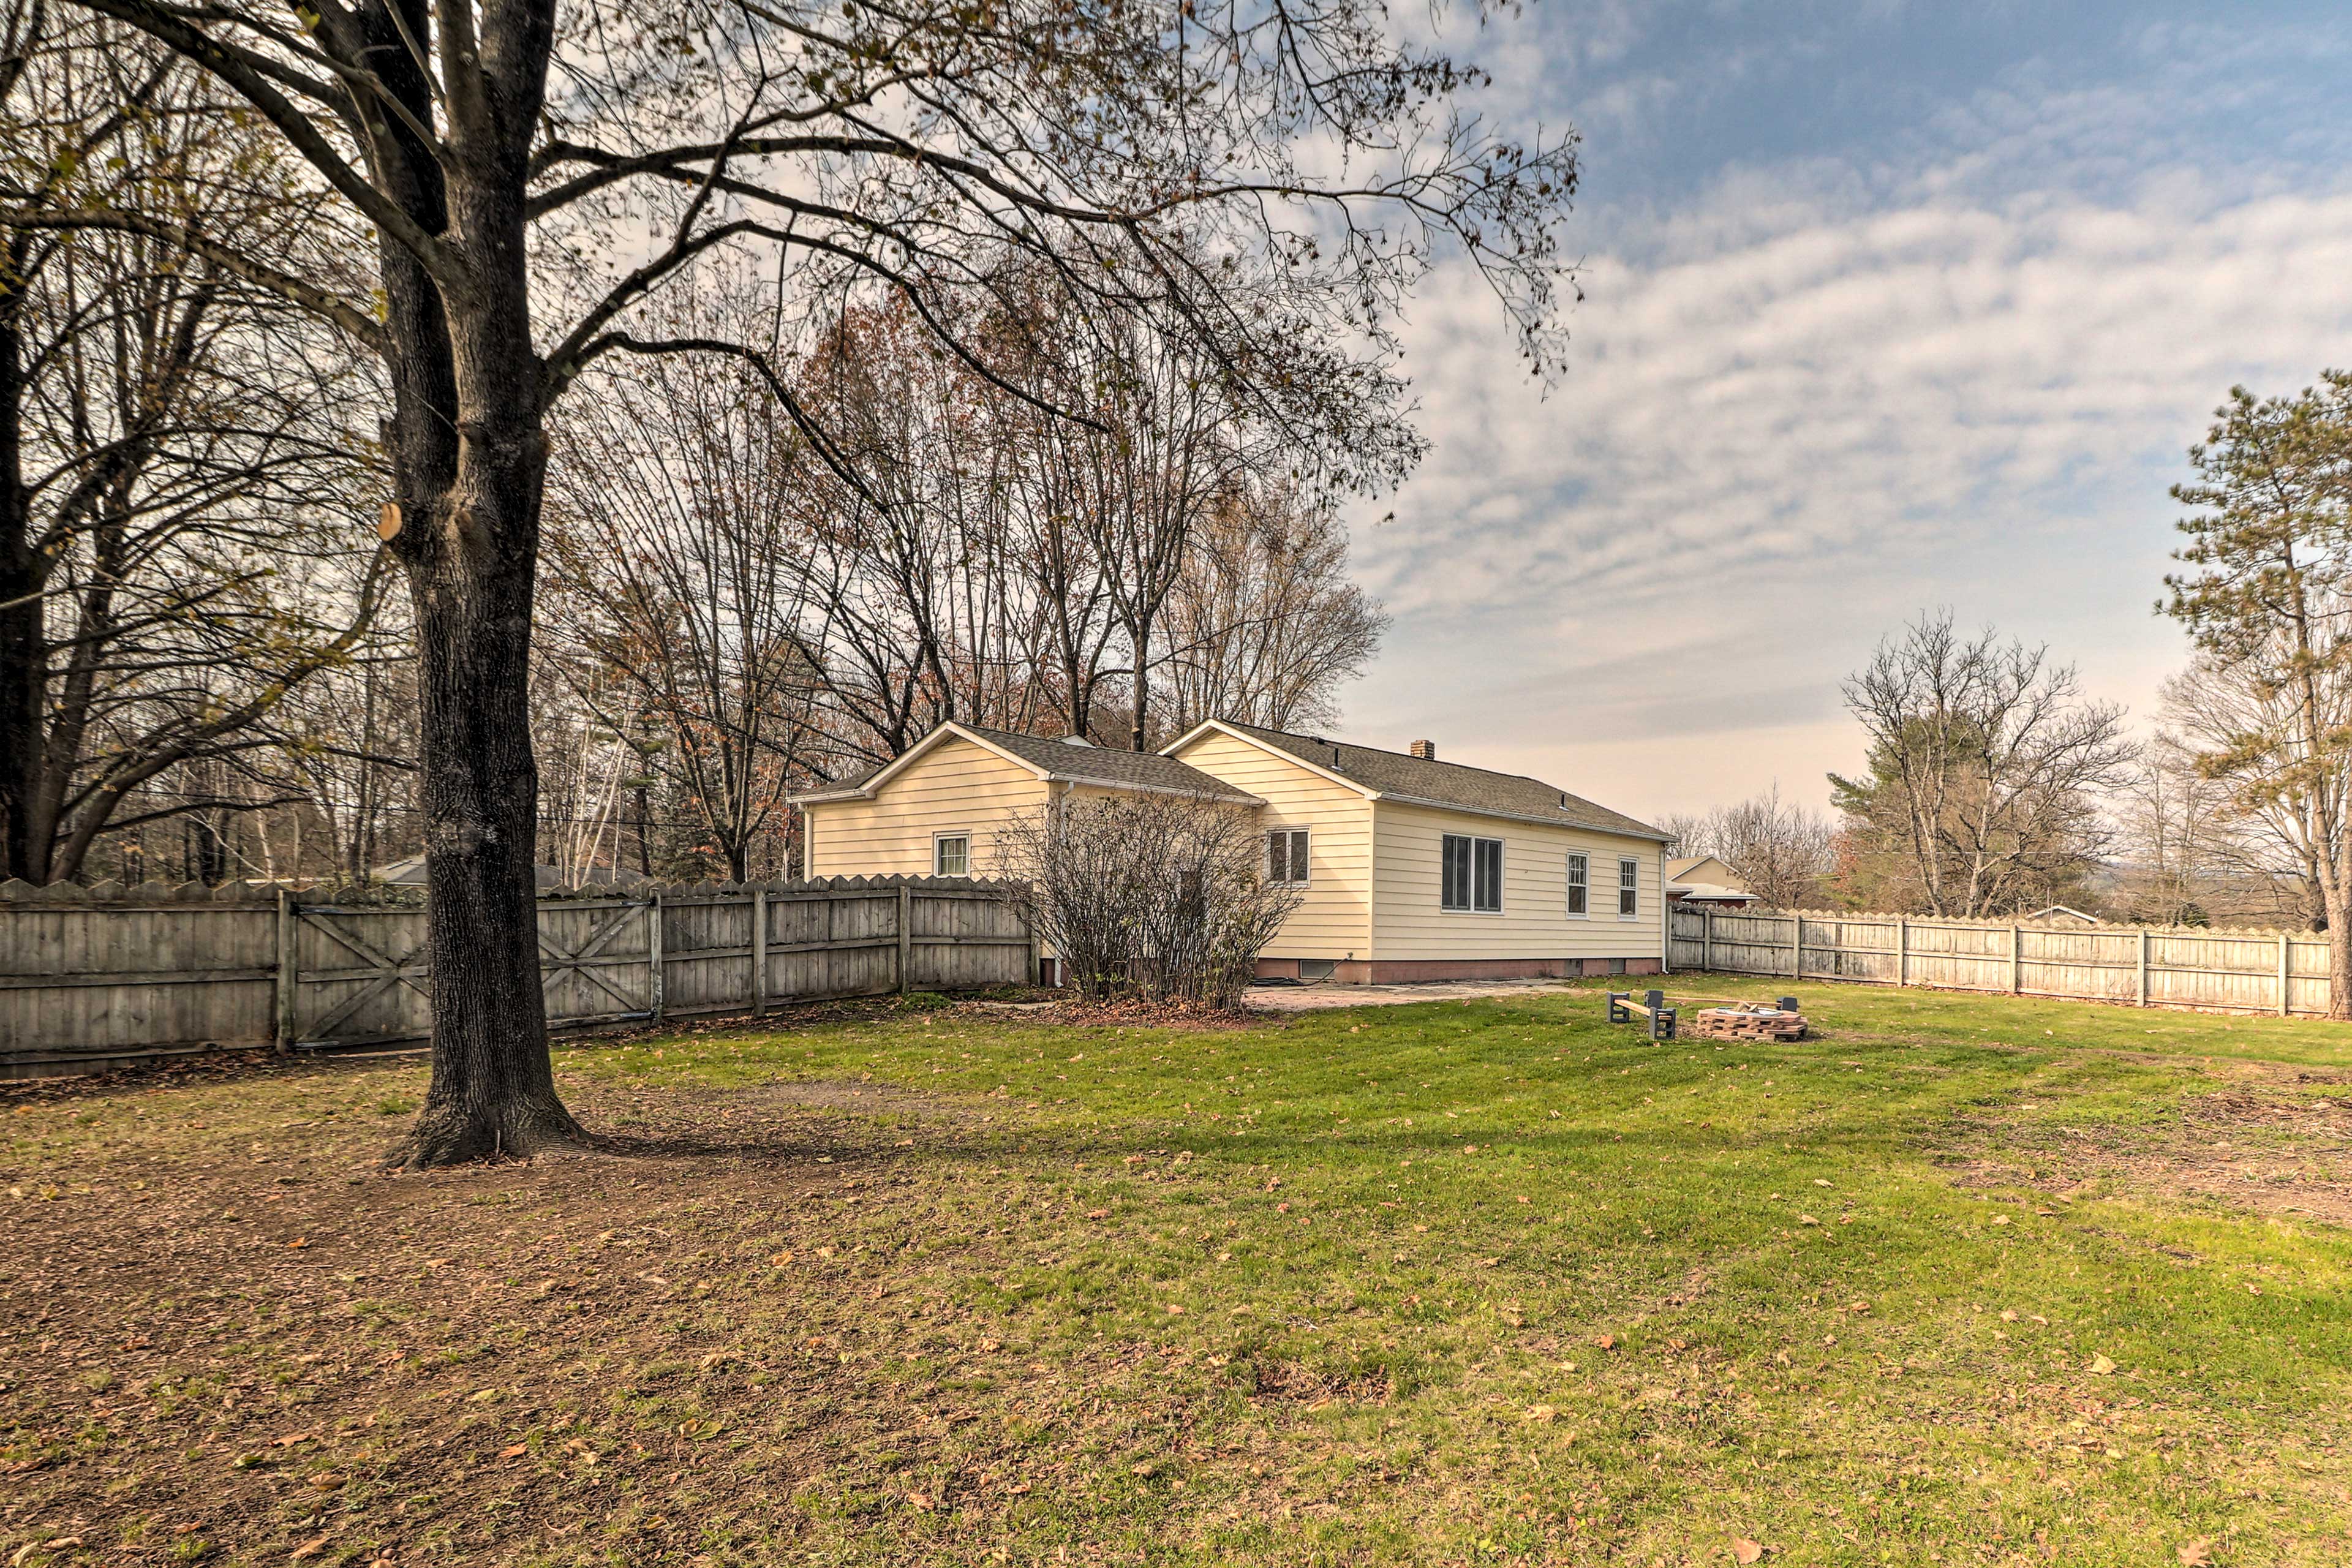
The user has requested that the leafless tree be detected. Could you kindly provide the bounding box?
[1,12,387,885]
[23,0,1579,1161]
[993,793,1300,1006]
[1156,481,1385,736]
[1670,786,1833,910]
[1831,611,2137,918]
[2137,644,2352,931]
[545,301,827,881]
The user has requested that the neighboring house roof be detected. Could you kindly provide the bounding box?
[1167,720,1670,841]
[790,722,1262,806]
[2026,904,2103,925]
[1669,881,1757,904]
[1667,854,1747,890]
[373,855,568,889]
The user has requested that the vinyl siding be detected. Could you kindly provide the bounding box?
[1370,800,1664,961]
[803,736,1052,878]
[1168,729,1373,957]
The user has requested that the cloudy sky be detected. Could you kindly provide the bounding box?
[1335,2,2352,821]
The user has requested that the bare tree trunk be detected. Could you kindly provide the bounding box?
[374,40,581,1165]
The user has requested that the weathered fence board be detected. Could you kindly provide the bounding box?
[1671,905,2332,1018]
[1,876,1031,1077]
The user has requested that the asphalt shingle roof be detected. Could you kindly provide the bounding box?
[1212,723,1668,840]
[962,726,1261,800]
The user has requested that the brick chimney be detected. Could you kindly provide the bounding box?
[1409,739,1436,761]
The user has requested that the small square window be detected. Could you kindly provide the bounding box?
[935,834,970,877]
[1267,829,1310,886]
[1618,857,1640,918]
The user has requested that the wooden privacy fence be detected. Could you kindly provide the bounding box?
[1670,904,2335,1017]
[0,875,1035,1078]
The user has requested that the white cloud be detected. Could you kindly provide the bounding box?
[1338,160,2352,818]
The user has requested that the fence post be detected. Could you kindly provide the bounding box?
[647,891,666,1023]
[1788,914,1800,979]
[1702,907,1714,973]
[2137,928,2149,1008]
[274,888,297,1054]
[1896,916,1907,987]
[896,881,913,995]
[2279,931,2291,1017]
[2011,924,2022,995]
[752,888,767,1018]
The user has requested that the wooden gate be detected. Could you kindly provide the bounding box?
[287,896,658,1047]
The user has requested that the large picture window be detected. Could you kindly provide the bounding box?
[1267,828,1310,886]
[1618,856,1640,918]
[1566,853,1589,916]
[1443,834,1504,913]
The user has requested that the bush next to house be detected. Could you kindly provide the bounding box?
[995,795,1302,1006]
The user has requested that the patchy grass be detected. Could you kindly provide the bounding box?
[4,979,2351,1567]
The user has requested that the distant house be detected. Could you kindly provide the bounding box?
[791,720,1673,982]
[372,855,572,889]
[2024,904,2102,926]
[1665,854,1758,908]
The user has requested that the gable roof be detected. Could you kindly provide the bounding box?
[1170,721,1668,841]
[792,722,1261,806]
[1668,855,1744,888]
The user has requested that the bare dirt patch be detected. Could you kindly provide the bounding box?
[1945,1084,2352,1226]
[0,1066,1024,1565]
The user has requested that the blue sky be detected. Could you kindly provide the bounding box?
[1339,2,2352,819]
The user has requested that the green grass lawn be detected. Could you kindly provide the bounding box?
[5,978,2351,1566]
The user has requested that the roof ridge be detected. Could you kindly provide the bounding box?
[1231,720,1584,793]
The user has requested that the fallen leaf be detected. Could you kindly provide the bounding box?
[308,1472,344,1491]
[1085,1208,1110,1219]
[1594,1334,1615,1351]
[500,1443,528,1459]
[1797,1215,1820,1227]
[273,1432,315,1447]
[2088,1354,2117,1376]
[1732,1539,1764,1564]
[292,1536,331,1561]
[1990,1215,2011,1227]
[905,1491,933,1510]
[2177,1540,2214,1566]
[1523,1404,1558,1423]
[1165,1303,1185,1315]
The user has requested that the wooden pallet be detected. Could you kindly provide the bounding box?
[1691,1005,1808,1042]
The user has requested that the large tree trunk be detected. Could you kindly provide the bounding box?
[390,478,581,1163]
[377,37,582,1164]
[0,266,50,885]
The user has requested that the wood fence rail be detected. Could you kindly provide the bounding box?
[1670,905,2333,1017]
[0,876,1035,1079]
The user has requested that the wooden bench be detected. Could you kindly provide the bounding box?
[1606,988,1677,1041]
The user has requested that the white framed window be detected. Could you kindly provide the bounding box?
[1566,853,1589,917]
[1442,834,1503,913]
[1266,828,1310,886]
[933,832,971,877]
[1618,856,1640,919]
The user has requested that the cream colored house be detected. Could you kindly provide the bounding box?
[792,719,1671,983]
[1665,854,1758,908]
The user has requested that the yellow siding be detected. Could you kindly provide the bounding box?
[804,737,1052,878]
[1370,801,1665,961]
[1167,729,1373,957]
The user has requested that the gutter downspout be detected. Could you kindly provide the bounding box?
[1658,843,1670,977]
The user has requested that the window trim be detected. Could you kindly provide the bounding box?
[1566,851,1589,919]
[1617,855,1640,920]
[932,831,972,878]
[1442,832,1506,914]
[1266,827,1311,888]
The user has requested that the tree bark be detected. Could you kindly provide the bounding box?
[372,0,582,1164]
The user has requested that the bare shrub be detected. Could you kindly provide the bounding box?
[994,795,1302,1007]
